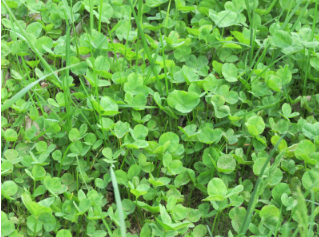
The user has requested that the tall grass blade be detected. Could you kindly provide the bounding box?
[98,0,103,32]
[2,0,61,84]
[63,7,72,132]
[110,165,126,237]
[237,132,287,237]
[304,0,318,96]
[89,0,94,33]
[1,64,79,111]
[128,0,163,95]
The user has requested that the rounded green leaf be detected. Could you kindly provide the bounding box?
[57,229,72,237]
[146,0,169,7]
[245,116,265,137]
[128,164,142,180]
[295,140,315,161]
[142,162,155,173]
[268,168,283,186]
[97,3,113,22]
[71,57,88,75]
[44,177,63,193]
[130,184,150,198]
[4,129,18,142]
[133,125,149,140]
[209,10,238,27]
[271,183,291,203]
[113,121,130,138]
[302,170,319,190]
[1,180,18,199]
[187,208,201,222]
[84,133,97,146]
[95,56,111,72]
[35,36,53,54]
[310,56,319,71]
[140,223,153,237]
[102,147,113,159]
[36,141,47,153]
[159,132,180,153]
[39,212,56,232]
[70,140,83,154]
[122,199,136,214]
[26,22,42,38]
[270,30,292,48]
[193,224,207,237]
[1,160,13,176]
[27,215,43,233]
[253,158,270,175]
[174,44,192,60]
[69,128,81,142]
[302,122,319,140]
[32,165,46,181]
[99,118,114,131]
[279,0,296,9]
[206,178,227,201]
[217,154,236,174]
[259,205,280,220]
[78,198,91,214]
[167,90,200,113]
[115,170,128,186]
[4,149,18,161]
[171,204,187,221]
[215,105,230,118]
[222,63,238,82]
[197,128,222,144]
[168,160,183,175]
[229,206,246,233]
[1,212,15,236]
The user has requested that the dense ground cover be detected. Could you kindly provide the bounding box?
[1,0,319,236]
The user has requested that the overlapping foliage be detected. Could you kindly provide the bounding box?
[1,0,319,236]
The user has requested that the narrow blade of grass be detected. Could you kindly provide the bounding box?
[110,165,126,237]
[237,132,287,236]
[2,0,62,84]
[128,0,163,95]
[1,64,79,111]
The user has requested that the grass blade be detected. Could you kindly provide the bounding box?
[237,132,287,236]
[2,0,62,84]
[128,0,163,95]
[1,64,79,111]
[110,165,126,237]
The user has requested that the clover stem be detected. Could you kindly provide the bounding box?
[188,187,194,207]
[76,215,84,237]
[58,142,73,177]
[76,156,89,190]
[76,169,79,192]
[185,140,190,165]
[188,149,201,169]
[245,143,253,158]
[152,187,158,204]
[156,160,163,178]
[241,165,245,178]
[274,204,283,237]
[120,150,128,170]
[97,206,114,237]
[211,211,220,235]
[33,218,38,237]
[135,198,144,225]
[127,187,131,200]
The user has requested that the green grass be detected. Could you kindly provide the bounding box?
[1,0,319,236]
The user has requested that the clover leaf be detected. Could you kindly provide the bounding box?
[245,116,265,137]
[167,90,200,113]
